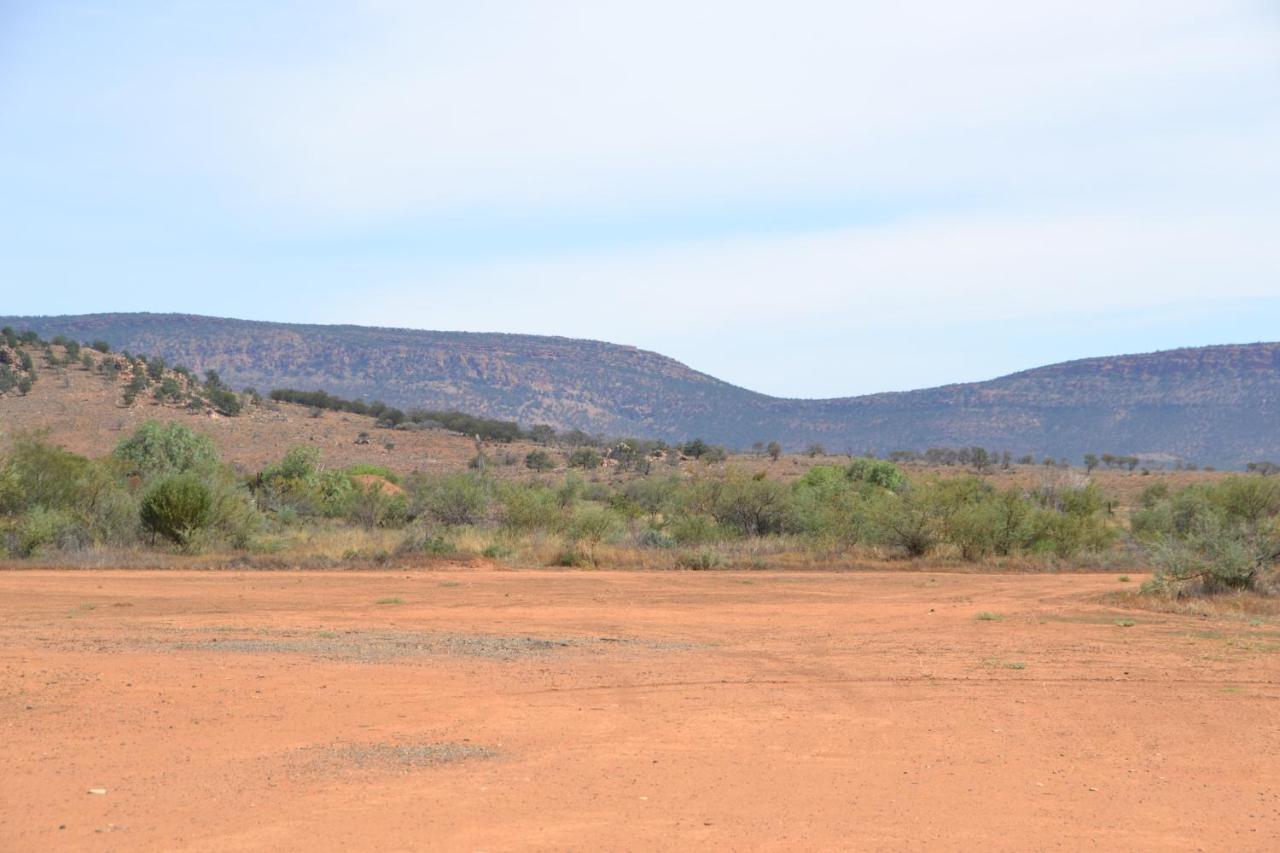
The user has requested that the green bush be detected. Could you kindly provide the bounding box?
[525,450,556,472]
[347,480,408,530]
[866,487,940,557]
[668,513,722,546]
[636,527,676,549]
[705,470,789,536]
[499,482,565,531]
[114,421,220,479]
[846,457,907,491]
[566,504,622,565]
[140,473,214,546]
[567,448,602,469]
[412,473,491,526]
[1144,515,1277,596]
[675,548,725,570]
[396,527,455,557]
[1137,477,1280,596]
[0,434,93,512]
[7,507,86,557]
[789,466,864,545]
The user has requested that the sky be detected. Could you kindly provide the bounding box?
[1,1,1278,398]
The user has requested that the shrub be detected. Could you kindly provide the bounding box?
[1138,477,1280,596]
[347,480,408,530]
[866,487,939,557]
[567,448,602,469]
[206,386,242,416]
[668,513,722,546]
[1144,516,1277,596]
[525,450,556,472]
[6,507,84,557]
[0,434,93,513]
[396,527,455,557]
[499,483,564,531]
[636,527,676,549]
[154,377,183,402]
[705,470,789,536]
[846,457,908,492]
[114,421,220,479]
[566,504,622,565]
[412,473,491,526]
[675,548,724,570]
[788,467,863,545]
[140,473,214,546]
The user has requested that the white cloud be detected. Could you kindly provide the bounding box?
[3,1,1278,396]
[23,0,1271,221]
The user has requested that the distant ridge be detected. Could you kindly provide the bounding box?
[3,312,1278,467]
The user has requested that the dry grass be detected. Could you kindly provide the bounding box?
[1103,589,1280,621]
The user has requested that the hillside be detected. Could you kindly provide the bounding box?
[4,313,1278,467]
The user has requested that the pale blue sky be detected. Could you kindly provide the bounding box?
[2,1,1278,397]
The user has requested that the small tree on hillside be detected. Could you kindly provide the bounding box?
[525,450,555,472]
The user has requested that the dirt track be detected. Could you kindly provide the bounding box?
[2,569,1278,851]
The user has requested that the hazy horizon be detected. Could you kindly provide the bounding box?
[3,2,1277,396]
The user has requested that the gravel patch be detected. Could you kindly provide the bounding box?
[296,741,496,774]
[162,628,699,661]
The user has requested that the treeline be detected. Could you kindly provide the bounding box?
[887,447,1018,469]
[267,387,732,464]
[269,388,527,441]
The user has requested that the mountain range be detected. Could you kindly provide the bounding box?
[3,312,1277,468]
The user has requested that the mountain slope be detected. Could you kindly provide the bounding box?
[4,313,1277,467]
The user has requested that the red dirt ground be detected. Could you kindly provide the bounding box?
[2,569,1278,851]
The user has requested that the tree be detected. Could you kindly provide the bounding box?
[114,421,220,478]
[528,424,556,445]
[766,441,782,461]
[1084,453,1099,473]
[205,386,242,416]
[806,443,826,458]
[567,448,603,469]
[525,450,556,472]
[680,439,710,459]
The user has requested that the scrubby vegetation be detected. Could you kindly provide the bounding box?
[1,327,1276,593]
[2,428,1131,572]
[1132,477,1280,597]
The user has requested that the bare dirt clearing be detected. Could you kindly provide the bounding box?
[2,569,1278,851]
